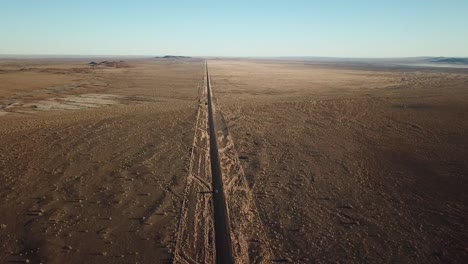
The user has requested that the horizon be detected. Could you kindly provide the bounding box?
[0,54,466,60]
[1,1,468,57]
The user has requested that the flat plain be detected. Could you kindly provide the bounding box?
[0,58,204,263]
[0,58,467,263]
[208,59,468,263]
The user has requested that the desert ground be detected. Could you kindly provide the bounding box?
[208,60,468,263]
[0,58,204,263]
[0,58,467,263]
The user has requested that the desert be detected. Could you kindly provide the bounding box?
[0,57,467,263]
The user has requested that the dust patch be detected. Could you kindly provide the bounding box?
[27,94,120,111]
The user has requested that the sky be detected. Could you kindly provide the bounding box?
[1,0,467,57]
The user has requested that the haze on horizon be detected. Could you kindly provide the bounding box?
[1,0,467,58]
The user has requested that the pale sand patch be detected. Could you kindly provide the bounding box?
[27,94,120,111]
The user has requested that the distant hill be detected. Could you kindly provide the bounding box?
[88,61,129,68]
[155,55,191,59]
[429,57,468,64]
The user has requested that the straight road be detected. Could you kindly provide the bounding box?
[206,62,234,264]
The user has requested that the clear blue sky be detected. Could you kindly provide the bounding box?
[1,0,467,57]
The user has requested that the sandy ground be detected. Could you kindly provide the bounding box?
[208,60,468,263]
[0,58,204,263]
[1,58,467,263]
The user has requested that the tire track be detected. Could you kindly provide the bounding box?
[173,73,215,263]
[209,69,273,263]
[175,61,270,264]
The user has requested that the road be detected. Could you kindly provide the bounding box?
[206,62,234,264]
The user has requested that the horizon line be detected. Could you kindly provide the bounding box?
[0,54,467,59]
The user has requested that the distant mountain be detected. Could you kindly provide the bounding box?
[88,61,128,68]
[429,57,468,64]
[155,55,191,59]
